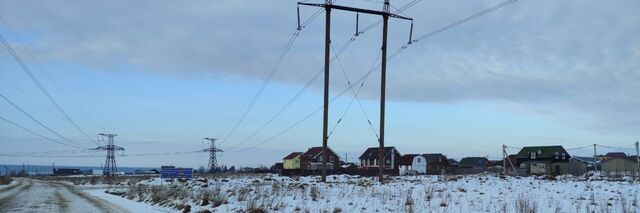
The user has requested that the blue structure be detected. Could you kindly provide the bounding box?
[160,167,193,179]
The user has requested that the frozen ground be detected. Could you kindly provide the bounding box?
[0,178,171,212]
[103,173,640,212]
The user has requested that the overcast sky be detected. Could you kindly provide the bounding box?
[0,0,638,168]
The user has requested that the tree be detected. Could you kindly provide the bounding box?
[197,166,206,173]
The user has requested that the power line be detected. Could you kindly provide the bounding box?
[0,93,86,148]
[224,0,419,152]
[0,15,106,133]
[0,32,99,146]
[0,115,83,148]
[0,150,204,158]
[228,0,514,153]
[220,8,323,146]
[388,0,517,60]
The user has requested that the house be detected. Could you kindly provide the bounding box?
[422,154,449,174]
[300,147,340,171]
[283,152,303,170]
[447,159,459,168]
[602,157,638,175]
[515,146,571,175]
[359,147,401,170]
[398,154,427,175]
[570,156,598,171]
[54,168,82,176]
[459,157,490,169]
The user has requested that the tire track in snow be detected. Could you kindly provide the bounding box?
[0,179,33,211]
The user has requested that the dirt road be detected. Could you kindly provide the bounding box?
[0,179,128,213]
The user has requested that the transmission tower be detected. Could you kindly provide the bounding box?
[92,133,124,176]
[298,0,412,182]
[204,138,223,173]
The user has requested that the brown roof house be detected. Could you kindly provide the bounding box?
[359,147,401,170]
[422,154,449,174]
[283,152,303,170]
[300,147,340,172]
[398,154,427,175]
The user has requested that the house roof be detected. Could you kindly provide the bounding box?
[447,159,459,165]
[422,154,446,163]
[301,147,337,160]
[605,152,627,158]
[515,146,568,159]
[572,156,596,163]
[359,147,398,160]
[283,152,302,160]
[398,154,420,165]
[459,157,488,166]
[603,156,637,163]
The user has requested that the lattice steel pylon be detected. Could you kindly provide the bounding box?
[203,138,223,173]
[92,133,124,176]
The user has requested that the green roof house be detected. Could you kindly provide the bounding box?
[515,145,572,175]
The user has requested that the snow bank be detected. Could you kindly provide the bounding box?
[102,174,640,212]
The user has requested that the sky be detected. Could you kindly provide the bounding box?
[0,0,638,168]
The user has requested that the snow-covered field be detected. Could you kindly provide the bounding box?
[101,173,639,213]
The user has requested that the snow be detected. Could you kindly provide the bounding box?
[82,188,173,212]
[99,173,640,212]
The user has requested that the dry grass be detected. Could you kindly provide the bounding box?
[0,176,11,185]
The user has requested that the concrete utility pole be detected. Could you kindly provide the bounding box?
[502,144,507,175]
[204,138,223,174]
[92,133,123,176]
[635,141,639,176]
[593,143,598,173]
[298,0,412,183]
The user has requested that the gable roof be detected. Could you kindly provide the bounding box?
[515,146,568,159]
[603,156,637,163]
[422,154,447,163]
[283,152,302,160]
[301,147,337,160]
[447,158,459,165]
[572,156,596,164]
[605,152,627,158]
[459,157,488,166]
[398,154,420,165]
[359,147,399,160]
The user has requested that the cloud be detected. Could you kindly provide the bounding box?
[0,0,638,134]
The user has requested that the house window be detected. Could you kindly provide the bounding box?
[530,152,536,159]
[295,160,299,164]
[561,153,566,159]
[329,156,334,162]
[555,152,559,159]
[318,156,323,162]
[386,159,391,165]
[362,160,365,166]
[417,158,421,163]
[374,159,378,166]
[537,150,542,155]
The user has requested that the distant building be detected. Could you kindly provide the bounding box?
[54,168,82,176]
[398,154,427,175]
[602,157,638,176]
[459,157,490,169]
[422,154,449,174]
[359,147,401,170]
[283,152,303,170]
[300,147,340,171]
[447,159,459,168]
[515,146,580,176]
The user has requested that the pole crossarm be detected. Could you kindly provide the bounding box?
[298,3,412,20]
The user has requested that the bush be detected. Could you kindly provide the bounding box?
[0,176,11,185]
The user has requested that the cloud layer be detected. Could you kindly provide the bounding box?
[1,0,638,134]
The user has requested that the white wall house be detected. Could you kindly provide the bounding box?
[399,154,427,175]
